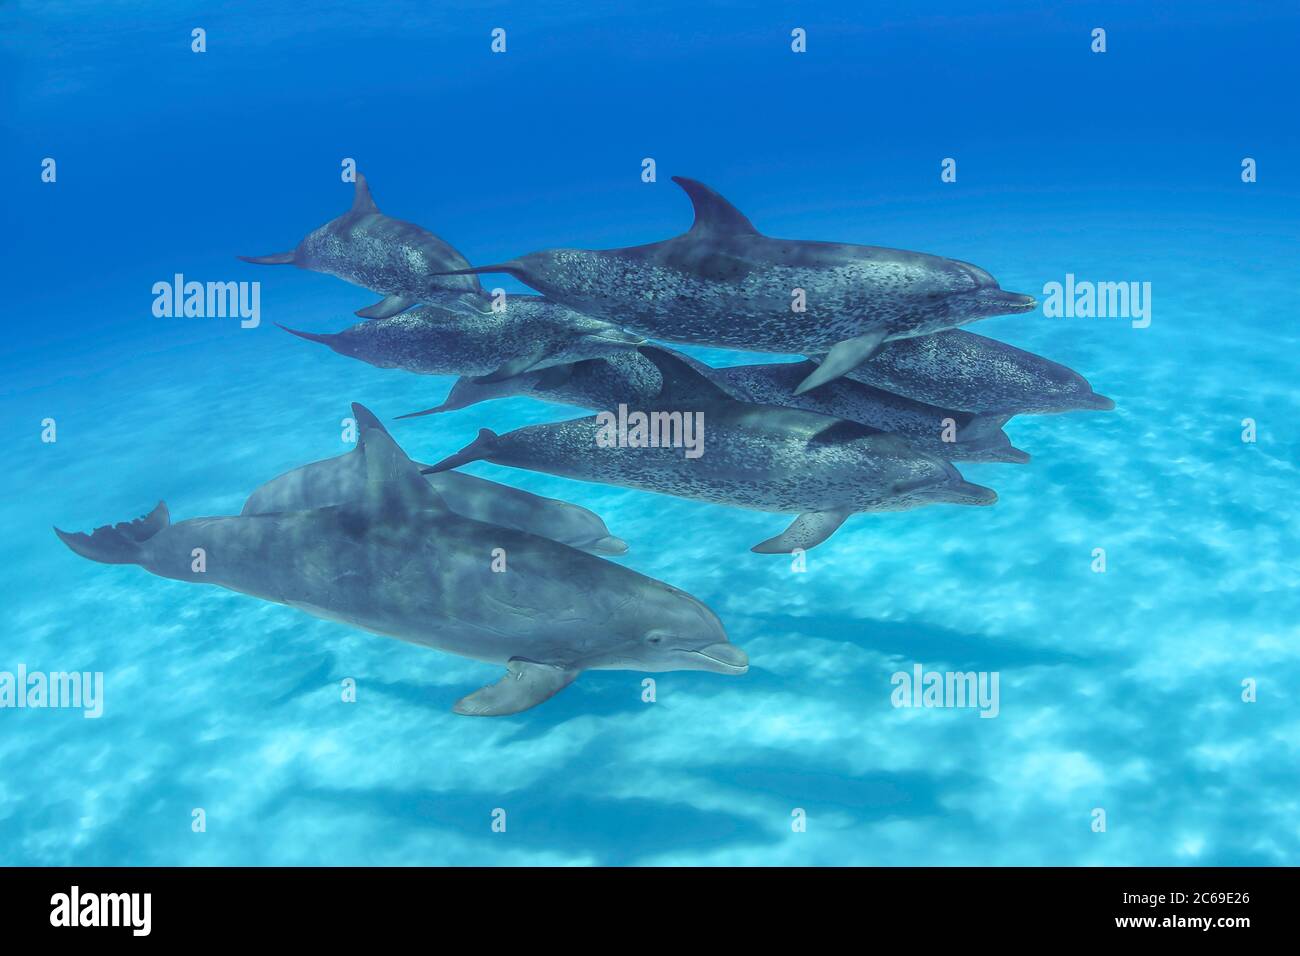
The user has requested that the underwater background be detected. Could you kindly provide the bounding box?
[2,0,1298,865]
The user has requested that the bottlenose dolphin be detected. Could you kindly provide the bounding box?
[241,436,627,555]
[431,177,1037,393]
[424,348,998,553]
[279,294,644,383]
[828,329,1116,415]
[238,173,482,318]
[54,405,744,716]
[400,350,1027,464]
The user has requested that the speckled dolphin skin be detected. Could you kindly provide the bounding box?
[240,427,628,555]
[708,361,1030,464]
[279,293,645,382]
[238,173,482,319]
[400,348,1027,464]
[54,405,742,716]
[830,329,1116,415]
[423,348,998,553]
[431,177,1037,393]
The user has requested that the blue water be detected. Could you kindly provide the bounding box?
[3,2,1298,865]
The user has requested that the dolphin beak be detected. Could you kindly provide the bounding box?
[988,290,1038,314]
[1080,392,1116,411]
[941,480,998,506]
[690,642,749,674]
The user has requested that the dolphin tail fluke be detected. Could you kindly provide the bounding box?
[237,251,296,265]
[796,331,889,395]
[421,429,499,474]
[751,508,851,554]
[453,659,578,716]
[355,294,418,320]
[54,502,170,565]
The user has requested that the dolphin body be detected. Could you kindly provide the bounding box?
[239,173,483,319]
[279,294,645,383]
[431,177,1037,394]
[402,350,1027,464]
[829,329,1115,415]
[54,406,743,716]
[424,349,998,553]
[241,440,628,556]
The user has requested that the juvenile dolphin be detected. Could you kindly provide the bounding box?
[239,173,482,318]
[827,329,1116,415]
[431,177,1036,393]
[241,435,628,555]
[424,348,998,553]
[54,405,743,716]
[279,293,645,383]
[400,350,1027,464]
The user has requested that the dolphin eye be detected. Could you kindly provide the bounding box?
[644,631,669,646]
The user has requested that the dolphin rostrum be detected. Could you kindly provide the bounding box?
[827,329,1116,415]
[54,405,744,716]
[400,349,1027,464]
[423,348,998,553]
[278,294,644,383]
[430,177,1036,393]
[241,434,628,555]
[238,173,482,318]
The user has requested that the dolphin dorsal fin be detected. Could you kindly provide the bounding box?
[671,177,759,237]
[637,346,732,404]
[351,403,445,509]
[351,173,379,215]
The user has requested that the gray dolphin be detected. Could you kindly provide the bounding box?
[238,173,482,318]
[829,329,1116,415]
[424,348,998,553]
[400,349,1027,464]
[54,405,743,716]
[430,177,1037,393]
[708,361,1030,464]
[241,437,627,555]
[278,293,645,383]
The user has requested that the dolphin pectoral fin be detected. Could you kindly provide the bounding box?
[795,331,889,395]
[453,660,578,716]
[355,294,419,319]
[422,428,500,474]
[751,509,852,554]
[472,352,548,384]
[531,363,576,391]
[238,251,296,265]
[956,412,1013,442]
[637,346,730,403]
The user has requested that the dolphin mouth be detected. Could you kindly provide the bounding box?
[945,480,998,505]
[981,290,1038,314]
[687,643,749,674]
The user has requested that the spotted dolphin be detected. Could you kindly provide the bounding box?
[431,177,1036,393]
[54,405,743,716]
[400,349,1027,464]
[238,173,482,319]
[424,348,997,553]
[279,293,644,383]
[829,329,1115,415]
[240,429,628,555]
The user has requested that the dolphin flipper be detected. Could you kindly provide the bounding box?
[453,659,578,716]
[472,351,548,385]
[751,508,852,553]
[356,294,419,319]
[795,331,889,395]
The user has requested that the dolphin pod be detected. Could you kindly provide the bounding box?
[425,349,998,554]
[399,348,1029,464]
[53,173,1115,716]
[56,406,743,715]
[431,177,1038,393]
